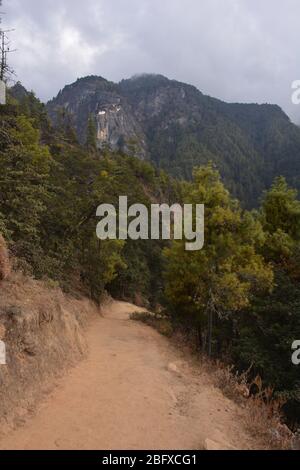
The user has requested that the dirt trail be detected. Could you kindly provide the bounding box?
[0,301,256,450]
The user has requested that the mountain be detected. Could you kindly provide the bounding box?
[47,76,147,159]
[9,81,30,101]
[46,74,300,207]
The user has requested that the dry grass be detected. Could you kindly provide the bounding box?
[133,314,295,450]
[0,270,100,435]
[163,326,296,450]
[212,363,293,449]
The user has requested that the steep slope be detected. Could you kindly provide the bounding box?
[46,76,147,159]
[0,270,99,434]
[46,74,300,207]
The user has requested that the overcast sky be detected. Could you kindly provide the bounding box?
[3,0,300,122]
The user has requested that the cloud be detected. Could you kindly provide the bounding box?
[2,0,300,121]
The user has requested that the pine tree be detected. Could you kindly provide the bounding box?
[0,113,52,272]
[164,164,273,355]
[232,177,300,419]
[86,115,97,151]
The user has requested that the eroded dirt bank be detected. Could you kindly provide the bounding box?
[0,273,99,434]
[0,301,258,450]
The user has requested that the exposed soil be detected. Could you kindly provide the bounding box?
[0,301,258,450]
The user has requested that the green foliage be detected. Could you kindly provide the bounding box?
[0,111,52,272]
[120,75,300,208]
[261,177,300,260]
[0,95,180,303]
[81,238,126,302]
[130,311,173,337]
[164,164,273,354]
[231,178,300,423]
[164,169,300,423]
[2,85,300,425]
[86,115,97,151]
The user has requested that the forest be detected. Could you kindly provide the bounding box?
[0,83,300,428]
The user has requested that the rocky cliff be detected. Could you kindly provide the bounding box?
[47,76,147,158]
[46,73,300,207]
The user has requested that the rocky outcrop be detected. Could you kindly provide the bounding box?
[47,76,147,159]
[95,97,147,158]
[46,73,300,207]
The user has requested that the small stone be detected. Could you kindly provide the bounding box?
[167,363,179,373]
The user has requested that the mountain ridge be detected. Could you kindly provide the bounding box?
[12,73,300,207]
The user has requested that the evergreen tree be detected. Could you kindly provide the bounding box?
[86,115,97,151]
[233,177,300,424]
[0,112,52,273]
[164,164,273,355]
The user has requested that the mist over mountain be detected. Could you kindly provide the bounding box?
[44,74,300,207]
